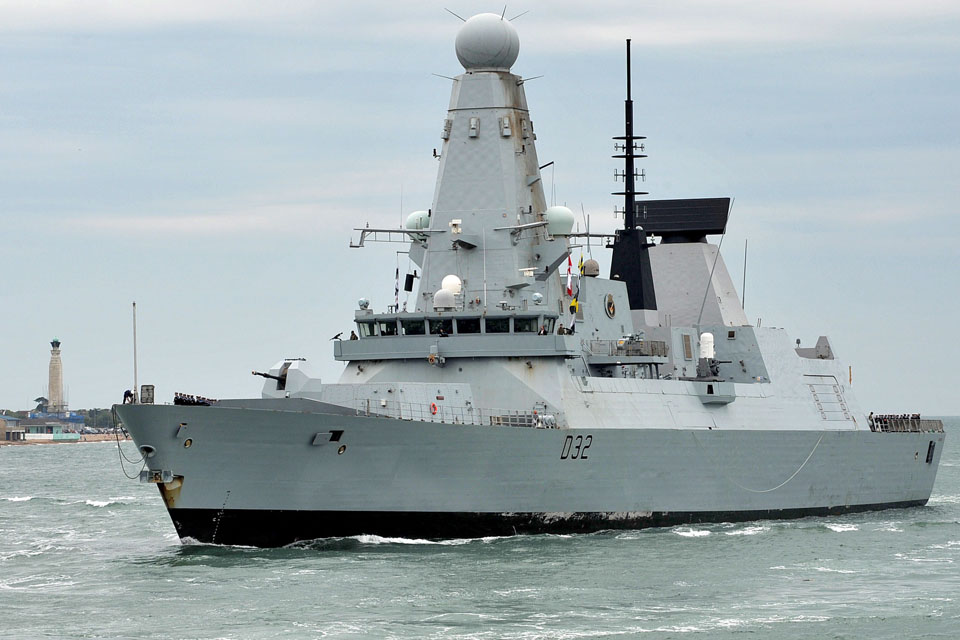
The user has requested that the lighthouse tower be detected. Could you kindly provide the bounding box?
[48,338,66,414]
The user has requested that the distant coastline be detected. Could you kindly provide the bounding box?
[0,434,129,447]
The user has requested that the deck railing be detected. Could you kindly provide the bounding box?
[354,399,561,429]
[870,416,944,433]
[585,339,669,358]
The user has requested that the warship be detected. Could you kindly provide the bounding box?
[115,14,944,547]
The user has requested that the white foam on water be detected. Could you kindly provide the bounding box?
[0,574,78,592]
[790,615,830,622]
[492,587,539,597]
[931,540,960,549]
[714,618,748,628]
[351,534,498,546]
[725,525,768,536]
[825,523,859,532]
[4,496,33,502]
[673,527,711,537]
[911,557,953,563]
[815,566,856,574]
[651,625,706,633]
[76,496,139,508]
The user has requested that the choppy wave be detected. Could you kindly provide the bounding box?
[673,527,711,537]
[824,523,859,532]
[61,496,142,508]
[725,525,769,536]
[4,496,33,502]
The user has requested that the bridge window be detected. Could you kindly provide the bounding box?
[401,319,425,335]
[485,318,509,333]
[357,321,377,337]
[543,318,556,334]
[456,317,481,334]
[378,320,398,336]
[515,317,537,333]
[428,318,453,335]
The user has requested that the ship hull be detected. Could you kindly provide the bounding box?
[167,502,928,547]
[115,403,944,547]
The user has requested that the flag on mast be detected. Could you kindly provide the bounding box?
[566,255,573,296]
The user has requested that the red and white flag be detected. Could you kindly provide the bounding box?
[566,254,573,296]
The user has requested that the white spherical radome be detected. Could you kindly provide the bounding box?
[544,205,576,236]
[433,289,456,310]
[441,274,463,295]
[455,13,520,71]
[405,210,430,231]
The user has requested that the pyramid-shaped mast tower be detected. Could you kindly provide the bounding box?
[407,12,570,313]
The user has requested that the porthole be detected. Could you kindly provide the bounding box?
[183,438,193,448]
[337,445,347,455]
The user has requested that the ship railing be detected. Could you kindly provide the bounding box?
[585,339,669,358]
[354,399,562,429]
[870,417,944,433]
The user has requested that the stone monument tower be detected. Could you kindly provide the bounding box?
[48,338,65,413]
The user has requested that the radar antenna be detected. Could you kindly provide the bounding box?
[612,39,648,226]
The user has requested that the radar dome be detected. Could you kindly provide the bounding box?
[455,13,520,71]
[583,259,600,277]
[405,210,429,231]
[545,205,575,236]
[441,274,462,295]
[433,289,456,310]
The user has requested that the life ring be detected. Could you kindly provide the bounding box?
[430,402,438,415]
[428,353,437,365]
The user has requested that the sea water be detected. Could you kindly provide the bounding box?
[1,420,958,639]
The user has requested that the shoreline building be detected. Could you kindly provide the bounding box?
[24,338,84,438]
[48,338,66,413]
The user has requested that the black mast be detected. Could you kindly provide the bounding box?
[615,39,646,229]
[610,39,656,312]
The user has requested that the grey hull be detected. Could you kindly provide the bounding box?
[115,403,944,545]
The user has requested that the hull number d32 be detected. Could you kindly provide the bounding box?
[561,434,593,460]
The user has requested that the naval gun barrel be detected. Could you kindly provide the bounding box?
[251,370,283,382]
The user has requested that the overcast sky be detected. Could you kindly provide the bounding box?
[2,1,958,415]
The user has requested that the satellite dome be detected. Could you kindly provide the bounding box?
[433,289,456,310]
[405,210,430,231]
[583,259,600,277]
[405,210,430,241]
[544,205,575,236]
[455,13,520,71]
[441,274,462,295]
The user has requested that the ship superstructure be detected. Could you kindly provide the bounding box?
[115,14,944,547]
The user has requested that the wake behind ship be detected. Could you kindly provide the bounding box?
[115,14,944,547]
